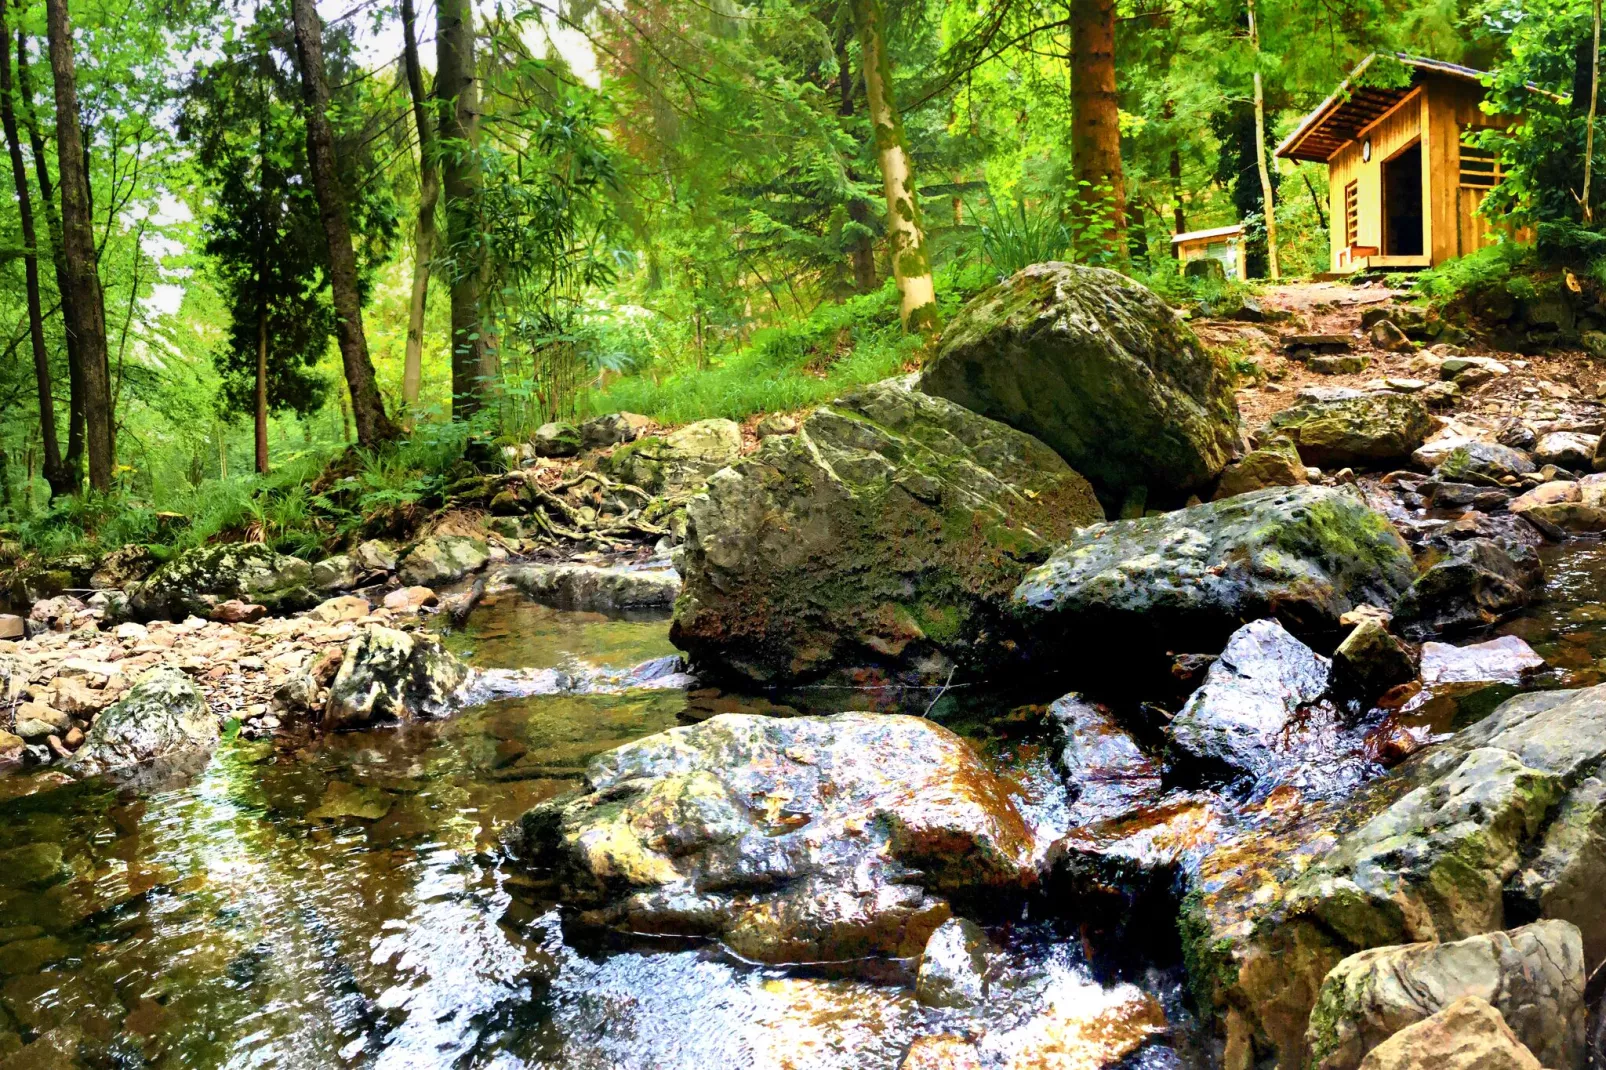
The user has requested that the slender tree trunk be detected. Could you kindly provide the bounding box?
[1586,0,1602,223]
[0,0,66,497]
[436,0,492,419]
[1069,0,1127,257]
[1247,0,1280,279]
[289,0,399,448]
[19,29,83,486]
[835,30,877,294]
[401,0,439,417]
[849,0,936,333]
[44,0,113,492]
[255,298,269,474]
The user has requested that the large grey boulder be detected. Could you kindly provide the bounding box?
[1305,921,1584,1070]
[1392,538,1544,639]
[66,668,216,778]
[1013,486,1416,664]
[919,262,1241,502]
[600,418,743,496]
[127,544,316,621]
[504,563,679,612]
[670,378,1103,686]
[396,535,489,588]
[323,625,471,731]
[1182,683,1606,1068]
[506,713,1036,965]
[1265,392,1432,468]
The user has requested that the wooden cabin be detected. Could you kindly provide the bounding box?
[1172,224,1249,280]
[1276,54,1520,274]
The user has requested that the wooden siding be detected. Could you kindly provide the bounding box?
[1326,88,1425,271]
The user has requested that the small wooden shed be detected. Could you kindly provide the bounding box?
[1276,54,1520,274]
[1172,224,1249,280]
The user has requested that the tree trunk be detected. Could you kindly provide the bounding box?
[401,0,439,417]
[44,0,113,492]
[0,0,67,497]
[289,0,399,448]
[835,30,877,294]
[20,29,83,487]
[1247,0,1280,279]
[255,297,269,474]
[849,0,935,333]
[436,0,492,419]
[1586,0,1602,223]
[1069,0,1127,257]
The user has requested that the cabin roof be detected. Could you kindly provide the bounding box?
[1275,54,1487,164]
[1171,224,1245,244]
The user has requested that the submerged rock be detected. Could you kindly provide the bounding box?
[127,544,316,622]
[1391,538,1544,639]
[1050,694,1162,824]
[1304,921,1584,1070]
[322,625,470,731]
[671,378,1103,686]
[1013,486,1416,667]
[1354,996,1543,1070]
[601,418,743,496]
[65,668,215,778]
[914,918,995,1008]
[507,712,1036,964]
[1182,683,1606,1068]
[919,261,1241,502]
[504,563,679,612]
[1265,392,1432,469]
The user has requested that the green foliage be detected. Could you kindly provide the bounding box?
[1411,242,1537,304]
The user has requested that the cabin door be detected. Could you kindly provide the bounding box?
[1381,142,1424,257]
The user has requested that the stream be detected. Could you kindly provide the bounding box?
[0,548,1598,1069]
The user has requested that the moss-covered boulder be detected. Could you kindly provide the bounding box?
[323,625,470,731]
[395,535,489,588]
[1265,391,1432,469]
[670,377,1103,686]
[919,262,1241,503]
[127,544,316,621]
[600,418,742,496]
[505,712,1036,965]
[1180,683,1606,1068]
[1012,486,1416,668]
[66,668,216,778]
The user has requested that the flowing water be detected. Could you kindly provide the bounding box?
[0,591,1192,1069]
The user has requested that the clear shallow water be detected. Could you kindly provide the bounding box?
[0,598,1172,1069]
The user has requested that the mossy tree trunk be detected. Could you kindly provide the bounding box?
[849,0,937,334]
[835,27,878,294]
[1069,0,1127,259]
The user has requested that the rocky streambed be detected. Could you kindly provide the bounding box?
[10,264,1606,1069]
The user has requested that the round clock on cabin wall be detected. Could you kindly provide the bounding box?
[1362,138,1372,162]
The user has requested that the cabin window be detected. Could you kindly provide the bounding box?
[1344,181,1359,246]
[1459,136,1502,189]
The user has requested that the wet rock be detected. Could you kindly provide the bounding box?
[352,540,398,574]
[1430,442,1536,487]
[1419,635,1545,686]
[918,262,1241,502]
[0,1027,81,1070]
[1014,486,1416,667]
[899,1035,981,1070]
[1355,996,1541,1070]
[382,585,438,613]
[1264,392,1431,469]
[1305,921,1584,1070]
[1181,683,1606,1068]
[310,554,359,591]
[580,412,650,449]
[1213,441,1310,500]
[396,535,489,588]
[976,983,1167,1067]
[1170,620,1361,794]
[505,563,679,612]
[322,625,470,731]
[602,419,743,496]
[1050,694,1162,823]
[1510,480,1581,517]
[531,421,582,458]
[65,668,215,778]
[754,413,798,438]
[0,845,67,890]
[1535,431,1598,470]
[671,378,1102,686]
[1331,620,1418,706]
[508,712,1036,964]
[1392,538,1544,639]
[307,780,394,821]
[12,703,68,742]
[128,544,315,622]
[914,918,994,1008]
